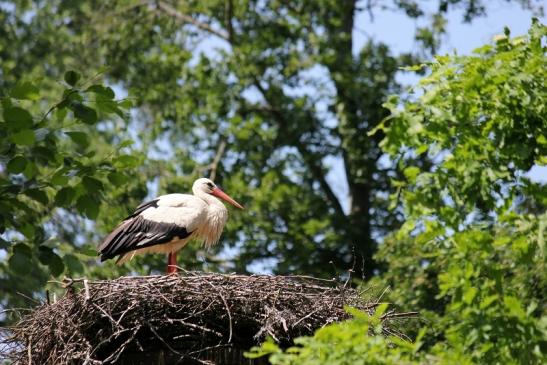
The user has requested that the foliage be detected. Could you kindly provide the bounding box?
[1,3,545,363]
[0,71,137,311]
[372,20,547,364]
[247,305,424,365]
[3,0,538,283]
[249,20,547,365]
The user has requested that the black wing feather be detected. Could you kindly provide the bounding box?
[125,199,159,220]
[98,215,192,261]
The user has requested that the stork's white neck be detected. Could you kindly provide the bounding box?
[192,189,228,247]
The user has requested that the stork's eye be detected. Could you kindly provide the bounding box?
[206,182,215,189]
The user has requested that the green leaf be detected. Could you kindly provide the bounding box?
[118,99,133,109]
[51,172,69,186]
[118,139,134,148]
[7,156,28,174]
[72,103,98,124]
[114,154,140,168]
[9,250,32,275]
[62,88,82,103]
[463,286,478,304]
[64,70,80,86]
[400,64,427,71]
[23,160,38,179]
[86,84,115,99]
[65,131,89,147]
[10,129,36,145]
[403,166,421,181]
[55,107,68,123]
[82,176,103,193]
[24,188,49,205]
[19,223,35,239]
[64,254,84,274]
[54,187,76,206]
[32,146,55,163]
[13,242,31,256]
[38,246,65,276]
[0,237,10,249]
[3,106,33,129]
[80,244,98,257]
[96,99,124,118]
[11,81,40,100]
[504,296,527,319]
[76,195,99,219]
[107,172,128,187]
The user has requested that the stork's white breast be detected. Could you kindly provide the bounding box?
[139,193,208,232]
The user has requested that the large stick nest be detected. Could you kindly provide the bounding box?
[1,272,415,364]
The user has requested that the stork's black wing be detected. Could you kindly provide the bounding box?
[98,214,192,262]
[125,199,159,219]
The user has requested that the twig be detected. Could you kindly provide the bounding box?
[375,286,390,304]
[27,335,31,365]
[292,308,321,328]
[83,279,90,301]
[209,138,227,181]
[206,281,233,343]
[157,1,229,41]
[147,322,181,356]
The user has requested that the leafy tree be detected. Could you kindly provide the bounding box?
[249,19,546,365]
[0,71,139,314]
[372,19,546,364]
[3,0,541,280]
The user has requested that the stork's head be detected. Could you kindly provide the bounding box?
[193,178,244,209]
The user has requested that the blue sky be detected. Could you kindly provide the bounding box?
[353,2,542,55]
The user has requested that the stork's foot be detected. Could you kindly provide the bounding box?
[167,251,178,274]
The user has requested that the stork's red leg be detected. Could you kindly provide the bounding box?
[167,251,178,274]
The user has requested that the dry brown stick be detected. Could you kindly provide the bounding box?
[147,322,182,356]
[292,307,322,328]
[382,311,419,319]
[27,334,31,365]
[165,319,223,337]
[100,326,141,364]
[206,281,233,343]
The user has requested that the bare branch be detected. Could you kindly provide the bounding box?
[157,1,229,41]
[209,138,227,182]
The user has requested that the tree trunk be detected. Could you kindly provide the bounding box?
[324,0,377,277]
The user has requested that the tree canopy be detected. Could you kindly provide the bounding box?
[250,19,547,365]
[2,1,542,286]
[0,1,546,363]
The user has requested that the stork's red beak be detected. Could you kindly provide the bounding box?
[211,187,244,209]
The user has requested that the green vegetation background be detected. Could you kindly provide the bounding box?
[0,1,545,364]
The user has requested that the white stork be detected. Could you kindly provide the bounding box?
[98,178,243,273]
